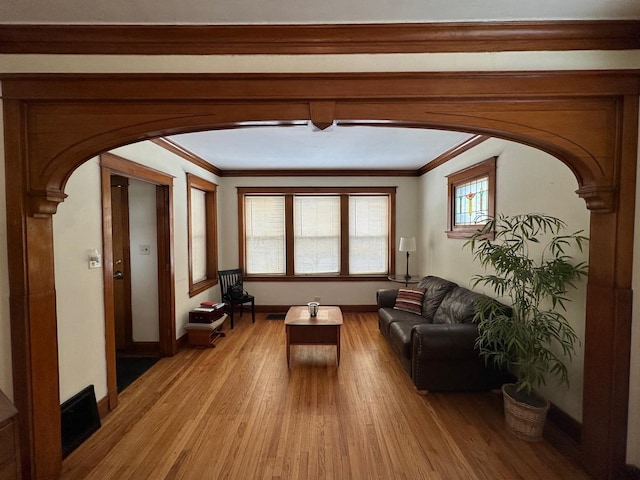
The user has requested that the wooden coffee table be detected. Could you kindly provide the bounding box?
[285,306,343,367]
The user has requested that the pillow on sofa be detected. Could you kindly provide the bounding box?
[393,288,426,315]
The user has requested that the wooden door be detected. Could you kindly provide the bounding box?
[110,175,133,352]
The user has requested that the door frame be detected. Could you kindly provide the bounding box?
[100,152,176,410]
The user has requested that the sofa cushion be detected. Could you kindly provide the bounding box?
[393,287,426,315]
[388,321,417,363]
[379,307,426,336]
[416,276,458,321]
[432,287,483,324]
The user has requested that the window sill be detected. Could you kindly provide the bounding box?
[243,274,390,282]
[446,229,495,240]
[188,278,218,297]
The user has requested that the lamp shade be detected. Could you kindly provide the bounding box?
[399,237,416,252]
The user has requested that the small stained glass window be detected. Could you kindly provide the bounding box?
[454,176,489,226]
[446,157,496,239]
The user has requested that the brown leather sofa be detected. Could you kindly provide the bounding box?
[377,275,510,392]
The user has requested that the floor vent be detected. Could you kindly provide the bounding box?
[266,313,287,320]
[61,385,101,459]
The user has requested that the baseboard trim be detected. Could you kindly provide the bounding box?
[126,342,160,355]
[543,402,582,466]
[176,333,188,351]
[255,304,377,313]
[96,395,110,419]
[626,465,640,479]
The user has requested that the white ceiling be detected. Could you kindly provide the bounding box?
[1,0,638,24]
[168,126,474,171]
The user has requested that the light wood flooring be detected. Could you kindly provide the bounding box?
[61,312,591,480]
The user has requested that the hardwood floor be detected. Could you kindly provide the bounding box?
[61,313,591,480]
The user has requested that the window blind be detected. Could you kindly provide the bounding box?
[190,188,208,283]
[245,196,286,274]
[294,196,340,274]
[349,195,389,274]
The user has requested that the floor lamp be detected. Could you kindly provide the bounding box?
[399,237,416,286]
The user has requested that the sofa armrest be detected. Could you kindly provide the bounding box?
[411,323,479,361]
[376,289,399,308]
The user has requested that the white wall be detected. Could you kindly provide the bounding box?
[128,179,160,342]
[419,138,590,420]
[219,176,419,307]
[52,143,220,403]
[54,158,108,403]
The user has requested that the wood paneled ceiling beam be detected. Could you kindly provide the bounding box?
[0,21,639,55]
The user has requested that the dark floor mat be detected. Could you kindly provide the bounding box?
[116,356,160,393]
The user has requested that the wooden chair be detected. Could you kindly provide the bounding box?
[218,268,255,329]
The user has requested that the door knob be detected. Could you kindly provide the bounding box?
[114,270,124,280]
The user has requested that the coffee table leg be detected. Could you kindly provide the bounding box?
[337,326,341,365]
[286,326,290,367]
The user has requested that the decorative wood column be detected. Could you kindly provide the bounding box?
[4,101,63,480]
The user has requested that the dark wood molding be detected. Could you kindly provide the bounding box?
[543,403,582,469]
[176,333,188,351]
[0,21,639,55]
[419,135,490,175]
[152,138,222,177]
[626,465,640,480]
[96,396,110,419]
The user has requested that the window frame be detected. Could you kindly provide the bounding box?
[446,157,496,239]
[187,173,218,296]
[238,186,396,281]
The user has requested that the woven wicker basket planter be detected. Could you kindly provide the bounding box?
[502,384,550,442]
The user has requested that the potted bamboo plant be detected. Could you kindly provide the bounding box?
[465,213,588,441]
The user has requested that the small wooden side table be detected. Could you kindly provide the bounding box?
[388,274,422,287]
[185,314,227,348]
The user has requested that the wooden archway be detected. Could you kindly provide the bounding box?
[2,71,638,480]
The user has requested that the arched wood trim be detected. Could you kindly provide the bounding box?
[2,71,638,480]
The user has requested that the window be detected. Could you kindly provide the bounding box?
[187,174,218,296]
[244,195,286,274]
[239,187,395,280]
[446,157,496,239]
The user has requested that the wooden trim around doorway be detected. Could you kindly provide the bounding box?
[100,153,177,411]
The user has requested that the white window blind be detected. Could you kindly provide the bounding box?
[294,196,340,274]
[190,188,208,283]
[349,195,389,274]
[245,196,286,275]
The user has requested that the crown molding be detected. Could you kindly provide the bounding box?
[151,138,222,176]
[418,135,490,175]
[1,21,639,55]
